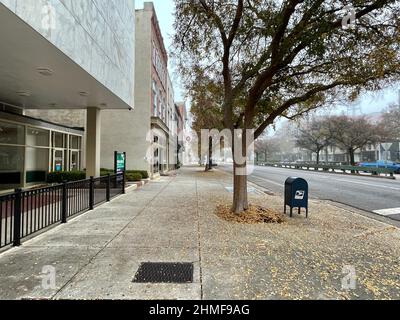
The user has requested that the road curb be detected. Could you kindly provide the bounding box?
[323,200,400,228]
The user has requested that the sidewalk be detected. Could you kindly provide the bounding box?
[0,166,399,300]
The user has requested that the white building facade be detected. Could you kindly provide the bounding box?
[0,0,136,181]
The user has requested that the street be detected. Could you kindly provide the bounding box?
[220,164,400,222]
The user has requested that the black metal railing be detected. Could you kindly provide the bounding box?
[0,173,125,249]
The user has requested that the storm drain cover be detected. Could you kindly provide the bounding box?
[133,262,194,283]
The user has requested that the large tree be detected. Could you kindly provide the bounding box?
[173,0,400,213]
[295,119,331,164]
[328,115,382,165]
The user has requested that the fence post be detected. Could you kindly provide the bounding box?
[61,182,68,223]
[122,172,126,194]
[13,188,22,247]
[106,174,111,202]
[89,176,94,210]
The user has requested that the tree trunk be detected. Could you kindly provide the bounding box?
[316,151,320,165]
[205,136,213,171]
[232,161,248,214]
[349,148,356,166]
[208,136,213,169]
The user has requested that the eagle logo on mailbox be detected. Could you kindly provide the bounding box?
[295,190,305,200]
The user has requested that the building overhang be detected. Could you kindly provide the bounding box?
[0,4,131,110]
[0,110,84,135]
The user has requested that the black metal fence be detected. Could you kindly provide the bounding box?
[0,173,125,249]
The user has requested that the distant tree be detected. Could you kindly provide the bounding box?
[190,76,225,170]
[255,137,280,163]
[328,116,382,165]
[295,119,331,164]
[381,103,400,139]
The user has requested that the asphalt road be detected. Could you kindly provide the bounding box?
[220,164,400,222]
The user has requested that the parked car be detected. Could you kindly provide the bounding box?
[357,160,400,173]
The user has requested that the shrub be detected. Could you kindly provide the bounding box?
[126,170,149,179]
[126,173,142,182]
[47,171,86,184]
[100,168,114,176]
[100,169,149,180]
[139,171,149,179]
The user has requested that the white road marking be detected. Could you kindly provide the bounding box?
[333,179,400,191]
[373,208,400,216]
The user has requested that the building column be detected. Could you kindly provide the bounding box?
[86,107,101,178]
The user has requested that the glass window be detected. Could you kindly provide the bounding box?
[70,151,80,171]
[53,132,65,148]
[26,147,49,183]
[53,150,64,172]
[70,136,81,150]
[0,146,24,186]
[0,145,24,171]
[26,127,49,147]
[0,121,24,145]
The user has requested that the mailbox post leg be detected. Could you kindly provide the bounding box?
[298,207,301,215]
[290,208,293,218]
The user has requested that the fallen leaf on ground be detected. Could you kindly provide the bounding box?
[215,204,285,224]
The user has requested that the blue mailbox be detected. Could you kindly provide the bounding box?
[284,177,309,218]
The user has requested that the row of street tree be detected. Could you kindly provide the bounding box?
[295,112,396,166]
[255,103,400,166]
[255,104,400,165]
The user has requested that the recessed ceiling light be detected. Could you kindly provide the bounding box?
[79,91,89,97]
[16,91,31,97]
[37,67,54,76]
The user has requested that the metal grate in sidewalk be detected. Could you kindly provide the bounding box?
[133,262,194,283]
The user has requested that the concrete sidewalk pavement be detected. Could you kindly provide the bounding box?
[0,166,399,300]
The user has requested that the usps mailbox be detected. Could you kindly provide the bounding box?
[284,177,309,218]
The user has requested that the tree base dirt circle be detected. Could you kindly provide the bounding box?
[215,204,285,224]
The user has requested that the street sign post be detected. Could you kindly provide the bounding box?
[114,151,126,194]
[114,151,126,174]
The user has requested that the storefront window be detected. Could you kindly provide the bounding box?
[0,146,24,185]
[70,151,80,171]
[0,121,24,145]
[53,132,65,148]
[27,127,49,147]
[70,135,81,150]
[53,150,64,172]
[26,147,49,183]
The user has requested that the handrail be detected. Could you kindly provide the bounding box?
[0,173,125,249]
